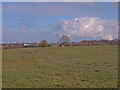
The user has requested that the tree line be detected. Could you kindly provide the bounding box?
[2,40,50,49]
[2,39,119,49]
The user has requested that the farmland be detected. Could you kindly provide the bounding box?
[2,45,118,88]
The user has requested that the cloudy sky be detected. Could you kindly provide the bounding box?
[2,2,118,43]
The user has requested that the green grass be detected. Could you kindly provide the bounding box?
[2,45,118,88]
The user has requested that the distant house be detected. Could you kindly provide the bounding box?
[23,43,29,46]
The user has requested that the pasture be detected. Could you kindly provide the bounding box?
[2,46,118,88]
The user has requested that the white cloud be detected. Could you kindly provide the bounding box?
[53,17,118,40]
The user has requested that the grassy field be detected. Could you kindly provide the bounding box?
[2,45,118,88]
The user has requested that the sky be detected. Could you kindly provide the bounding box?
[2,2,118,43]
[2,0,119,2]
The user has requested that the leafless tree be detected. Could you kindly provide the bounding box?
[33,42,39,47]
[60,34,70,43]
[39,40,49,47]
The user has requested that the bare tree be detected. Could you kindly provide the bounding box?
[3,43,9,49]
[60,34,70,43]
[33,42,39,47]
[16,41,22,48]
[9,42,13,49]
[39,40,49,47]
